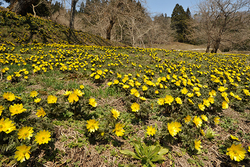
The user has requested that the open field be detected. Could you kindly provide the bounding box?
[1,10,250,167]
[0,43,250,167]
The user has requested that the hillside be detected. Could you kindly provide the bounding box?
[0,8,250,167]
[0,10,124,47]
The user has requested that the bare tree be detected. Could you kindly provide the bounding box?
[69,0,78,29]
[78,0,148,41]
[193,0,250,53]
[32,0,44,17]
[8,0,52,16]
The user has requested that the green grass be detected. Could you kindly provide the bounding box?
[0,10,250,167]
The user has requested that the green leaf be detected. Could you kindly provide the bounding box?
[158,148,169,155]
[141,142,148,156]
[148,146,161,159]
[120,150,140,160]
[148,160,156,167]
[134,143,142,158]
[151,155,166,162]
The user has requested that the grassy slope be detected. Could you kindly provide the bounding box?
[0,10,250,167]
[0,10,124,47]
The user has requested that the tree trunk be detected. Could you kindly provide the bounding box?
[211,37,221,53]
[211,38,220,53]
[9,0,52,16]
[106,18,115,40]
[69,0,78,29]
[206,44,210,53]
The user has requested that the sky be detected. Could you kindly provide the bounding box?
[0,0,199,17]
[145,0,198,17]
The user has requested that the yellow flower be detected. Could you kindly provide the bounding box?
[96,70,102,75]
[193,87,200,92]
[203,99,210,107]
[0,105,4,116]
[184,115,191,124]
[131,102,140,112]
[34,98,41,103]
[139,96,147,101]
[208,97,214,104]
[222,101,228,109]
[164,95,174,105]
[195,92,201,97]
[7,75,12,81]
[113,123,125,137]
[30,91,38,98]
[200,129,205,136]
[234,95,242,101]
[89,98,97,107]
[123,85,130,89]
[224,97,230,103]
[95,74,100,80]
[36,107,46,117]
[221,92,228,98]
[107,82,113,86]
[167,121,182,137]
[193,116,202,128]
[14,145,31,162]
[230,135,240,141]
[194,140,202,151]
[68,93,79,103]
[188,99,194,105]
[214,116,220,125]
[18,126,33,140]
[0,118,5,132]
[209,90,217,97]
[9,104,27,116]
[248,146,250,153]
[157,98,165,105]
[155,90,159,94]
[198,103,205,111]
[113,80,119,84]
[135,81,141,87]
[175,97,182,104]
[3,92,15,101]
[63,91,72,96]
[187,93,194,97]
[47,95,57,104]
[201,115,208,122]
[74,89,84,97]
[226,144,246,162]
[181,87,188,94]
[243,89,250,96]
[111,109,120,119]
[34,130,51,145]
[230,92,235,97]
[218,86,228,92]
[86,119,99,132]
[134,91,140,97]
[142,85,148,91]
[0,118,16,134]
[130,88,138,95]
[146,126,156,136]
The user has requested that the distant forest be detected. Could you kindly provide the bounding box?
[2,0,250,52]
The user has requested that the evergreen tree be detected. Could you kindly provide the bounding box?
[79,1,84,13]
[84,0,92,15]
[171,3,188,42]
[3,0,10,3]
[186,7,191,19]
[51,1,62,14]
